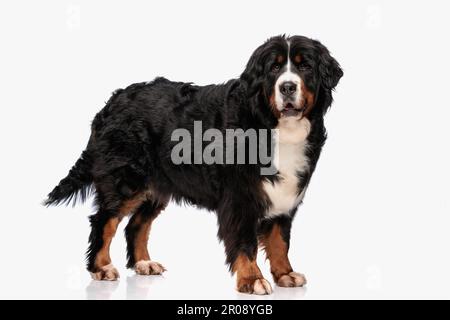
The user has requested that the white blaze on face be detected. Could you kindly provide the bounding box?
[274,41,303,111]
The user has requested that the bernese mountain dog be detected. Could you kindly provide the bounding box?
[45,35,343,295]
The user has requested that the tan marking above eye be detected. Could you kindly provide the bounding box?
[276,55,284,63]
[294,55,302,64]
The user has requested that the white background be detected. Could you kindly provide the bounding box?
[0,0,449,299]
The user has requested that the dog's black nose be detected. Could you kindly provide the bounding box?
[280,81,297,96]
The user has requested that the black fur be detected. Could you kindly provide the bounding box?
[86,209,112,271]
[44,149,93,207]
[45,35,342,275]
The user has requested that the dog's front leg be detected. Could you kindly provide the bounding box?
[259,216,307,287]
[217,202,273,295]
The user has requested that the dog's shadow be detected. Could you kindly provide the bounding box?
[85,279,119,300]
[234,285,307,300]
[86,275,307,299]
[125,274,163,300]
[86,275,163,300]
[272,285,307,300]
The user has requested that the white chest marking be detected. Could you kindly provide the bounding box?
[263,117,311,217]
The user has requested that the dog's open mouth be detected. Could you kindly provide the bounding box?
[281,103,305,117]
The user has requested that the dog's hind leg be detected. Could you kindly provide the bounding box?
[87,192,148,281]
[125,199,168,275]
[87,211,122,280]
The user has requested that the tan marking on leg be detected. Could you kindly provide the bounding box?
[132,214,152,262]
[94,217,121,270]
[232,254,273,295]
[90,194,151,281]
[131,202,166,263]
[128,201,167,276]
[261,224,293,280]
[261,224,306,287]
[91,195,146,280]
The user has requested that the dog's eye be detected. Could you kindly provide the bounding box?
[298,63,311,71]
[271,64,281,72]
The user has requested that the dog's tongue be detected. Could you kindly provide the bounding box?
[282,104,300,117]
[285,103,294,109]
[282,109,300,117]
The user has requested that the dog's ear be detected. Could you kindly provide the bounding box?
[313,40,343,90]
[240,44,266,94]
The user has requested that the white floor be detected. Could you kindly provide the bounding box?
[2,199,450,300]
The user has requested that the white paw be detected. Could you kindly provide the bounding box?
[238,278,273,295]
[134,260,166,275]
[90,263,120,281]
[277,271,307,287]
[253,278,273,295]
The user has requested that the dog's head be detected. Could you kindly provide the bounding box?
[240,35,343,120]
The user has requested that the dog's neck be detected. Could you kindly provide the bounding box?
[276,117,311,145]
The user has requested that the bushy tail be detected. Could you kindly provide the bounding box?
[43,150,94,207]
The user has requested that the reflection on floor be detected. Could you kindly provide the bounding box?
[85,275,307,300]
